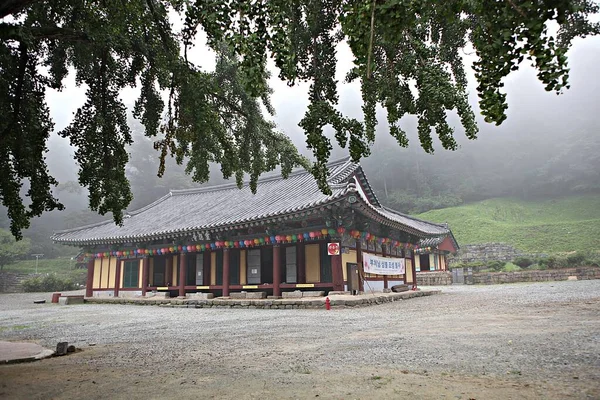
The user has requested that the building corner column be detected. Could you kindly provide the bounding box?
[273,244,281,297]
[142,257,149,296]
[222,248,230,297]
[179,252,187,297]
[85,258,94,298]
[411,250,417,289]
[356,239,364,292]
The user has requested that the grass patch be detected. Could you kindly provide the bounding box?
[2,258,86,285]
[415,194,600,253]
[502,262,521,272]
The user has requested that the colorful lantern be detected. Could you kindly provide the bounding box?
[321,228,328,235]
[337,227,345,234]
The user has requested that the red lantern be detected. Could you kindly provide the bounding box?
[337,227,345,234]
[309,232,315,238]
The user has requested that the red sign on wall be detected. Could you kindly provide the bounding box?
[327,242,340,256]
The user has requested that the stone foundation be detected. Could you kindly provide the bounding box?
[84,290,440,309]
[186,293,214,300]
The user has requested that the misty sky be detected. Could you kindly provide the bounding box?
[44,25,600,185]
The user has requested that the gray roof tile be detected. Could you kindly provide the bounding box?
[52,157,454,245]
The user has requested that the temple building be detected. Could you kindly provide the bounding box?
[52,158,458,298]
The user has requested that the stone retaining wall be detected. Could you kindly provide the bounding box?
[471,266,600,285]
[417,271,452,286]
[0,272,29,293]
[448,243,546,266]
[84,290,440,309]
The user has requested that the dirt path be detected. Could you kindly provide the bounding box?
[1,281,599,399]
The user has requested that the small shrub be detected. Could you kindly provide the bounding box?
[538,256,559,269]
[565,252,588,267]
[513,257,534,269]
[502,262,521,272]
[487,260,505,272]
[22,274,78,293]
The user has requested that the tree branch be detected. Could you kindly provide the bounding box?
[0,0,40,19]
[0,23,90,42]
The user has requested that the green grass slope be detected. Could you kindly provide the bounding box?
[414,194,600,253]
[2,258,86,283]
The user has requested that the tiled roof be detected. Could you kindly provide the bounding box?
[52,157,455,246]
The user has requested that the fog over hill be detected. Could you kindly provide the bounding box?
[2,33,599,257]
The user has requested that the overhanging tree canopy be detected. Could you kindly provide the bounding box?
[0,0,598,239]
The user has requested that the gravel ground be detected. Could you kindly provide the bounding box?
[0,280,599,399]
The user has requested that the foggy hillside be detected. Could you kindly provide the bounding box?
[1,34,598,257]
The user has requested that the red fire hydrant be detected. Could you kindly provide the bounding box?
[325,296,331,310]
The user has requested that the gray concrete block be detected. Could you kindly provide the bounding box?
[301,291,325,298]
[246,292,267,299]
[187,293,214,300]
[282,290,303,299]
[229,292,247,299]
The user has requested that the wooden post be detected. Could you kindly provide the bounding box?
[273,244,281,297]
[297,242,306,284]
[402,249,407,284]
[382,245,388,289]
[85,258,94,297]
[222,248,230,297]
[356,239,364,292]
[331,253,344,291]
[411,249,417,288]
[114,260,121,297]
[165,256,173,286]
[179,252,187,297]
[142,257,149,296]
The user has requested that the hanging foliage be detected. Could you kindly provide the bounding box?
[1,0,598,239]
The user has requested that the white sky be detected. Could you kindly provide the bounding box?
[45,18,600,177]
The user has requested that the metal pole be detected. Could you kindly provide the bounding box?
[32,254,44,274]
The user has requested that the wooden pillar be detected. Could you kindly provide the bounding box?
[356,239,364,292]
[142,257,149,296]
[222,248,230,296]
[203,250,211,286]
[402,249,407,284]
[114,260,122,297]
[179,252,187,297]
[411,250,417,289]
[165,256,173,286]
[297,242,306,284]
[273,244,281,297]
[331,253,344,291]
[85,259,94,297]
[382,245,388,289]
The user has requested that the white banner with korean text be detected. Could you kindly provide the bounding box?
[362,253,405,275]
